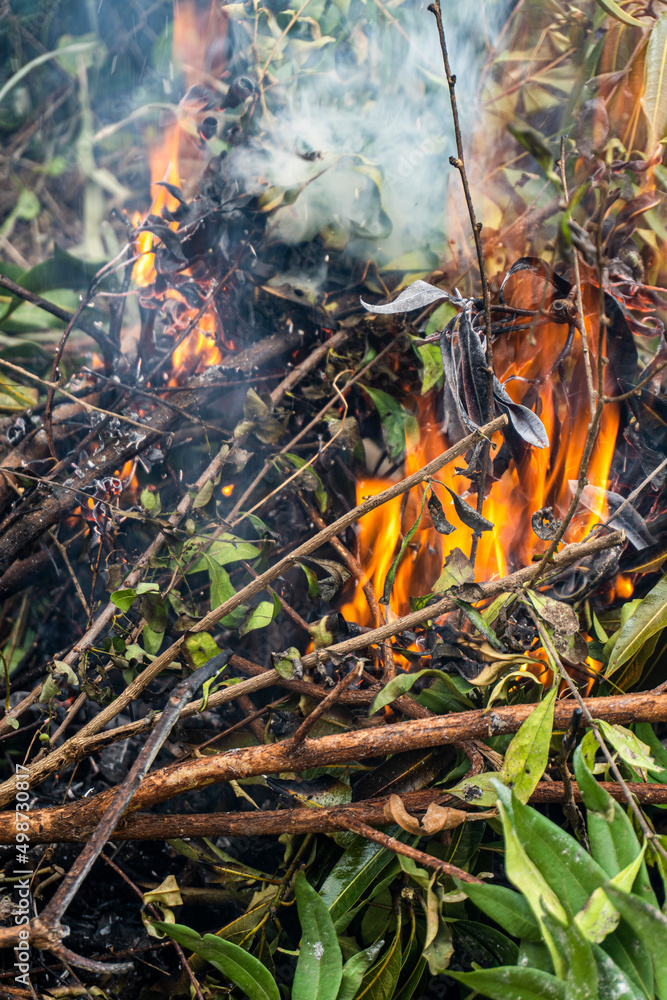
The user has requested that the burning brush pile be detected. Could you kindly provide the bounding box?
[2,0,667,993]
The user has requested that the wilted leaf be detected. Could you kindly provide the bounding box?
[427,489,455,534]
[594,0,645,26]
[383,794,423,835]
[432,547,474,593]
[361,279,452,314]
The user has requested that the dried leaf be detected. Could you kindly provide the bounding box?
[432,547,474,593]
[444,485,494,532]
[644,12,667,144]
[575,483,651,550]
[421,803,468,833]
[361,279,452,314]
[493,378,549,449]
[427,489,456,534]
[383,794,423,835]
[457,305,488,426]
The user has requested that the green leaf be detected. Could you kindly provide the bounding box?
[453,879,541,942]
[183,632,222,668]
[449,771,506,807]
[593,0,645,27]
[603,887,667,999]
[593,941,649,1000]
[370,668,474,715]
[239,595,281,636]
[362,385,417,461]
[575,844,647,944]
[320,837,400,924]
[110,588,136,613]
[541,914,599,998]
[380,488,428,605]
[596,720,655,777]
[142,624,163,655]
[293,871,343,1000]
[573,744,657,907]
[357,926,402,999]
[501,682,557,802]
[152,922,279,1000]
[506,785,608,914]
[337,944,384,1000]
[447,966,567,1000]
[138,591,168,633]
[193,478,214,509]
[606,573,667,677]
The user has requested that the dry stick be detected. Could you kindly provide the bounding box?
[288,662,364,747]
[527,608,667,866]
[429,0,495,567]
[19,331,325,749]
[5,780,667,845]
[0,357,158,435]
[0,418,504,803]
[0,521,620,808]
[13,659,223,957]
[2,689,665,850]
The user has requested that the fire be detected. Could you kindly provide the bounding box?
[130,0,229,380]
[342,274,626,627]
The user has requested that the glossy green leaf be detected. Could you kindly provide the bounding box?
[293,871,343,1000]
[501,681,557,802]
[370,668,473,715]
[573,745,657,907]
[593,941,649,1000]
[606,573,667,677]
[507,785,608,914]
[575,843,647,943]
[448,966,567,1000]
[603,886,667,998]
[645,13,667,144]
[541,913,599,998]
[357,926,402,1000]
[453,879,541,942]
[153,922,279,1000]
[320,836,400,924]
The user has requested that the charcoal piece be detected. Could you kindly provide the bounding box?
[532,506,562,540]
[427,490,456,535]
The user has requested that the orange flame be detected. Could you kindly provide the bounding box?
[342,274,627,627]
[131,0,229,380]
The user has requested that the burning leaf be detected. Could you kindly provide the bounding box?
[444,485,494,533]
[603,293,638,388]
[360,279,453,314]
[432,548,474,594]
[427,489,456,534]
[531,506,562,540]
[457,305,489,426]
